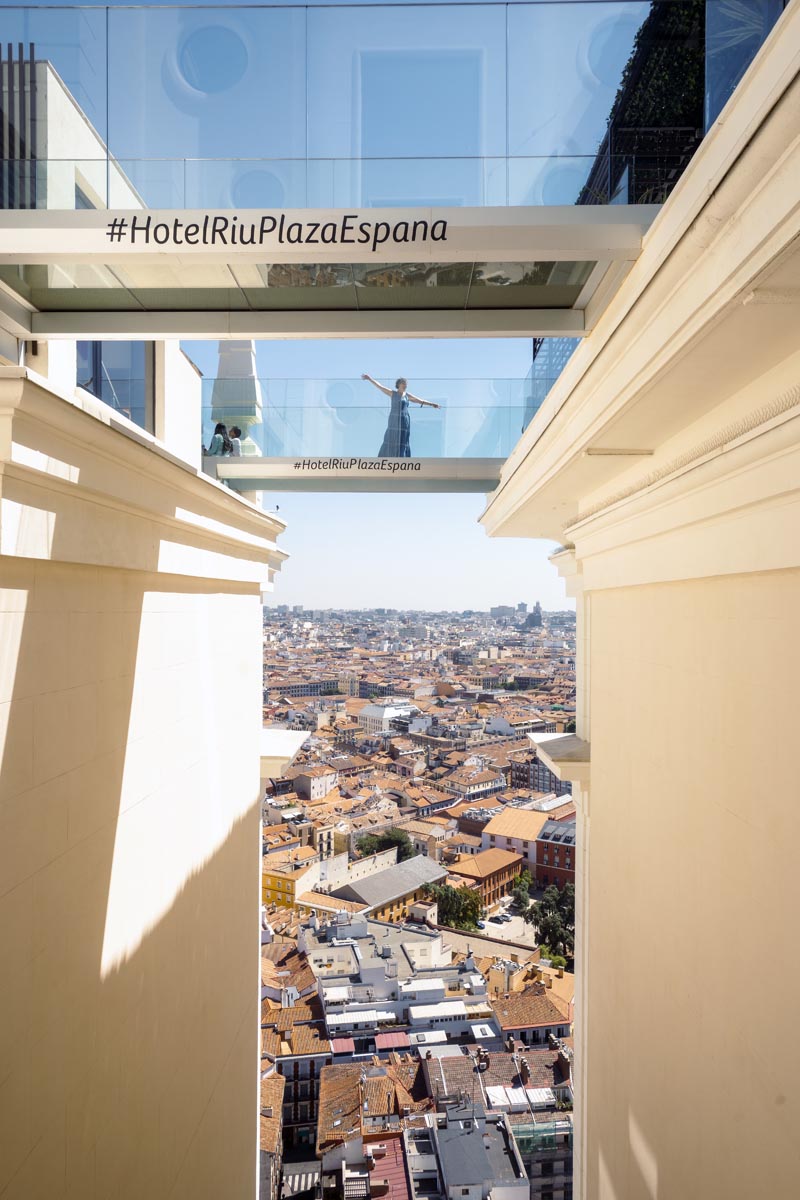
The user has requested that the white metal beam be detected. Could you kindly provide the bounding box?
[0,205,660,266]
[210,456,506,493]
[0,284,33,339]
[31,308,585,340]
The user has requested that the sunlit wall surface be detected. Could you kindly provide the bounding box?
[0,1,783,211]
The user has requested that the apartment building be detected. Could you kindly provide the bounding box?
[448,848,524,910]
[441,765,507,801]
[258,1072,286,1200]
[509,751,572,798]
[481,807,555,872]
[535,820,577,891]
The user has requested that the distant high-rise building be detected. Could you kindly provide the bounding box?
[517,602,528,613]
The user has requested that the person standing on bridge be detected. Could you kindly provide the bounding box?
[361,374,440,458]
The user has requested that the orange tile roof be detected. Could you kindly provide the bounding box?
[490,983,572,1031]
[316,1059,432,1154]
[259,1072,286,1155]
[448,847,523,880]
[482,807,552,841]
[261,1017,332,1060]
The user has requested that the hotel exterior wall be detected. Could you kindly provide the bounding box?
[481,12,800,1197]
[0,372,286,1199]
[585,571,800,1199]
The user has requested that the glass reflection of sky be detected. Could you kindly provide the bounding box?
[1,2,670,207]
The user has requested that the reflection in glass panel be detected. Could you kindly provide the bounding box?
[576,1,707,206]
[77,341,154,432]
[705,0,787,128]
[524,337,580,432]
[352,261,471,309]
[508,2,707,206]
[307,4,506,205]
[0,9,108,209]
[234,263,359,311]
[107,7,307,165]
[468,262,594,308]
[508,3,649,161]
[0,257,600,314]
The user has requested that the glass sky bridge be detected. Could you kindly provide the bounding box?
[202,371,536,491]
[0,0,783,490]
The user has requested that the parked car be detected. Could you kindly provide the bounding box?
[489,915,504,924]
[475,921,486,930]
[499,913,513,923]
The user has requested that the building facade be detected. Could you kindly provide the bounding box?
[482,9,800,1197]
[534,820,577,891]
[448,848,524,910]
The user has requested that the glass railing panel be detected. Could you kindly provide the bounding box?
[113,159,184,209]
[0,3,787,212]
[106,6,308,164]
[204,403,530,459]
[0,8,108,149]
[306,4,508,163]
[0,153,700,209]
[705,0,785,127]
[202,377,534,459]
[185,158,310,211]
[508,2,651,160]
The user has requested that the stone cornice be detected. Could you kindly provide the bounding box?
[482,10,800,541]
[0,369,287,584]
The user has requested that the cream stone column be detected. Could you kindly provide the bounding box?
[0,366,288,1200]
[550,548,589,1200]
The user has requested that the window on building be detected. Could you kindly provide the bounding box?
[76,341,155,432]
[541,1162,554,1177]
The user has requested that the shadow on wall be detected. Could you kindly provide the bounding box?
[1,551,261,1197]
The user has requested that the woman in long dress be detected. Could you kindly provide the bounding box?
[361,374,439,457]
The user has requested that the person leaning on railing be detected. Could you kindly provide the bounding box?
[207,422,233,455]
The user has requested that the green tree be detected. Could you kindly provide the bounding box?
[355,827,414,862]
[525,883,575,962]
[355,833,380,858]
[511,869,532,914]
[424,884,484,930]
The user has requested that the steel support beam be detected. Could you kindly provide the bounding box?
[32,308,585,340]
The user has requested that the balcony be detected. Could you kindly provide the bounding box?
[202,375,535,491]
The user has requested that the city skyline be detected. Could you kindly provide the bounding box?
[261,492,572,610]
